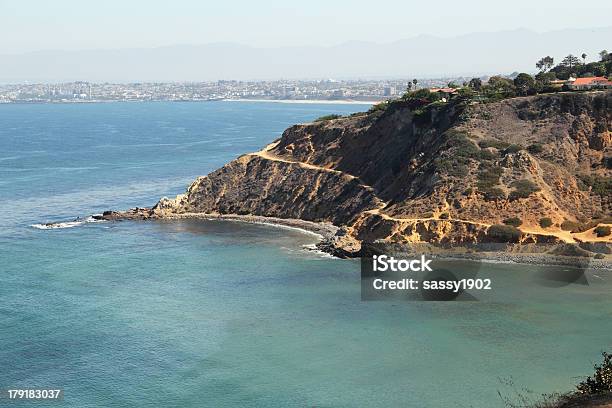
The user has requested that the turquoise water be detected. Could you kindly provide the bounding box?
[1,102,611,407]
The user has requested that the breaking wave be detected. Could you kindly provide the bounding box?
[31,215,105,230]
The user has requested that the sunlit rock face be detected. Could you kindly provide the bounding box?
[154,91,612,255]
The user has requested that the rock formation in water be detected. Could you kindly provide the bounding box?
[117,91,612,256]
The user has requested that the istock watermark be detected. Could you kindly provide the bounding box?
[372,254,433,272]
[361,254,487,301]
[360,245,602,302]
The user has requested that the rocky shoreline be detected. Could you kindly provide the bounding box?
[88,208,612,270]
[95,208,338,238]
[427,252,612,271]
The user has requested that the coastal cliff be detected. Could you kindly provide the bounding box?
[122,91,612,256]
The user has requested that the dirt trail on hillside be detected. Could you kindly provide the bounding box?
[252,143,588,244]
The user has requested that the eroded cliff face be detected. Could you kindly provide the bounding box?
[152,91,612,255]
[163,154,382,225]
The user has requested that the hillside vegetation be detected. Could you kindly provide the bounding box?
[151,90,611,256]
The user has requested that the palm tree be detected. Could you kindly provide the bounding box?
[412,78,418,90]
[406,83,412,92]
[581,53,587,64]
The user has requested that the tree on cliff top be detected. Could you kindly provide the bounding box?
[468,78,482,91]
[514,73,536,96]
[560,54,581,70]
[481,76,516,99]
[536,56,554,72]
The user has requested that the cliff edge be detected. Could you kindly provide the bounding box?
[139,91,611,256]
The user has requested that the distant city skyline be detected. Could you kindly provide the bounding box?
[0,77,464,103]
[1,0,611,54]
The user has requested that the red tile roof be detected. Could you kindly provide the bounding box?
[572,76,612,86]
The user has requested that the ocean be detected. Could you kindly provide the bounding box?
[1,101,611,407]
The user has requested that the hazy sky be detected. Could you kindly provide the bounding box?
[1,0,611,54]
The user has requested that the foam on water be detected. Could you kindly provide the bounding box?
[31,215,105,230]
[302,243,337,258]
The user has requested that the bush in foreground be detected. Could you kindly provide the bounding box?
[578,174,612,198]
[527,143,544,154]
[503,144,523,154]
[502,352,612,407]
[487,224,521,242]
[479,139,510,150]
[503,217,522,227]
[509,179,540,200]
[595,226,611,237]
[484,187,507,201]
[539,217,553,228]
[576,352,612,395]
[560,220,580,232]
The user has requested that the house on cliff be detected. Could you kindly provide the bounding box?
[429,87,458,101]
[567,76,612,90]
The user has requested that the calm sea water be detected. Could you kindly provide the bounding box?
[1,101,611,408]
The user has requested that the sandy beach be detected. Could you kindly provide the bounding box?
[226,98,378,105]
[154,212,339,240]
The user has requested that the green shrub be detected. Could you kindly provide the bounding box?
[526,351,612,407]
[478,150,497,160]
[487,224,521,242]
[576,352,612,395]
[476,159,505,200]
[314,114,341,122]
[527,143,544,154]
[509,179,540,200]
[514,73,536,95]
[400,88,441,103]
[447,132,480,158]
[434,131,479,178]
[503,144,523,154]
[439,212,450,219]
[561,220,580,232]
[457,87,476,100]
[477,165,503,190]
[483,187,506,201]
[578,174,612,198]
[539,217,553,228]
[594,226,611,237]
[478,140,510,150]
[481,76,517,100]
[367,101,389,114]
[572,217,612,233]
[503,217,522,227]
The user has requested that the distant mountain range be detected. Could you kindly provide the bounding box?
[1,27,611,82]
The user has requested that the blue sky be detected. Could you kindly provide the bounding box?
[1,0,611,54]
